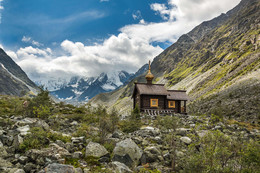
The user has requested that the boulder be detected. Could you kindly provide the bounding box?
[180,137,192,145]
[176,128,191,136]
[85,142,108,158]
[24,162,37,172]
[14,169,25,173]
[0,135,14,146]
[18,156,28,165]
[0,157,13,168]
[197,130,209,138]
[71,121,78,126]
[16,125,30,136]
[137,127,160,137]
[26,143,71,166]
[13,135,23,150]
[109,161,133,173]
[39,163,79,173]
[72,137,85,144]
[141,146,161,164]
[73,151,83,159]
[113,138,143,168]
[0,145,8,158]
[35,120,50,131]
[56,140,66,148]
[112,130,124,139]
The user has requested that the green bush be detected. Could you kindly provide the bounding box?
[103,141,115,154]
[33,105,51,119]
[209,113,223,125]
[47,132,71,143]
[65,158,81,168]
[120,119,141,133]
[25,87,53,118]
[73,123,90,137]
[19,127,49,152]
[180,130,260,172]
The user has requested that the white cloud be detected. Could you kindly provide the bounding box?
[6,51,18,60]
[150,3,174,21]
[0,0,3,23]
[13,35,162,81]
[22,36,43,47]
[100,0,109,2]
[122,0,240,44]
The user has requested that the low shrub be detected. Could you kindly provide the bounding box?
[19,127,49,152]
[119,120,141,133]
[47,132,71,143]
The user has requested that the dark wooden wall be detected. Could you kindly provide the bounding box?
[141,95,166,109]
[167,100,181,113]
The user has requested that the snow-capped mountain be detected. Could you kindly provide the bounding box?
[34,78,68,91]
[47,70,136,103]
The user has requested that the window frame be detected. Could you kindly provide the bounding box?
[150,99,158,107]
[168,100,175,108]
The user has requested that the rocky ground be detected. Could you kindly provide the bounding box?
[0,111,259,173]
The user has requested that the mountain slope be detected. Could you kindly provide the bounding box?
[90,0,260,119]
[0,48,38,96]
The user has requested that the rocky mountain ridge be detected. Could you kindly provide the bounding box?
[0,48,38,96]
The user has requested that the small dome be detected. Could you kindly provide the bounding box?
[145,61,154,83]
[145,71,154,80]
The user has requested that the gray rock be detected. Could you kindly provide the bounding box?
[72,136,85,144]
[83,168,90,173]
[176,150,184,157]
[113,138,143,168]
[35,120,50,131]
[17,125,30,136]
[112,131,124,139]
[65,142,74,153]
[154,136,162,144]
[141,146,161,164]
[85,142,108,158]
[214,126,222,130]
[73,151,83,159]
[190,124,196,128]
[23,163,37,173]
[75,167,83,173]
[0,145,8,158]
[109,161,133,173]
[40,163,78,173]
[71,121,78,126]
[0,157,13,168]
[137,127,160,137]
[26,143,71,165]
[180,137,192,144]
[0,129,6,136]
[0,135,14,146]
[18,156,28,165]
[14,169,25,173]
[197,130,209,138]
[176,128,191,136]
[0,140,3,147]
[56,140,65,148]
[13,135,23,150]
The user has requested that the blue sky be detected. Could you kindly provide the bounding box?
[0,0,240,83]
[0,0,167,49]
